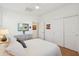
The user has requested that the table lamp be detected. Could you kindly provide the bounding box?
[0,28,9,43]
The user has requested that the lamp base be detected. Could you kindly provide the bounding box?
[1,35,7,42]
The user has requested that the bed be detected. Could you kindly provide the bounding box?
[0,37,62,56]
[24,38,62,56]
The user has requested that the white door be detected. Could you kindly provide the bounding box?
[64,16,79,52]
[38,22,45,40]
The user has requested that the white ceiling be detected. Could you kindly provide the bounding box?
[0,3,68,16]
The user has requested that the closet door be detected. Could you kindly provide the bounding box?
[64,16,79,52]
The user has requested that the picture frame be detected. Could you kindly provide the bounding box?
[46,24,51,29]
[32,25,37,30]
[18,23,29,31]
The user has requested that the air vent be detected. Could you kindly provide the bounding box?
[25,7,34,12]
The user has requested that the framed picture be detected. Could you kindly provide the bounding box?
[32,25,37,30]
[46,24,51,29]
[18,23,29,31]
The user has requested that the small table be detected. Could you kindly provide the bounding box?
[0,41,9,55]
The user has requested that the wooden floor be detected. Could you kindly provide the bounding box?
[60,47,79,56]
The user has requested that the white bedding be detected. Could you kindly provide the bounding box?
[0,38,62,56]
[24,38,62,56]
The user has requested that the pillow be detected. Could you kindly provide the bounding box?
[14,34,32,41]
[17,39,27,48]
[5,37,26,56]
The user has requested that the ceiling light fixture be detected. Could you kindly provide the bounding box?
[35,5,39,10]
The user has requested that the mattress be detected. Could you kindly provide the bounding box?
[24,38,62,56]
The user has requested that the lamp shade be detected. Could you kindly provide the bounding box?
[0,28,9,35]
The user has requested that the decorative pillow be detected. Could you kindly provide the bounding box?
[5,37,26,56]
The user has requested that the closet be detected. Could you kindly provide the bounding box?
[64,15,79,52]
[38,15,79,52]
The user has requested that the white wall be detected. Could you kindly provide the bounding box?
[45,19,64,46]
[0,7,3,26]
[38,17,64,46]
[32,21,39,38]
[38,4,79,48]
[2,9,38,36]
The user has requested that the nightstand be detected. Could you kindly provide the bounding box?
[0,41,9,55]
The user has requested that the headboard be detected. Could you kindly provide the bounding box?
[14,34,32,41]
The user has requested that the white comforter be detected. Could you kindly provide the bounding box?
[0,38,62,56]
[24,38,62,56]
